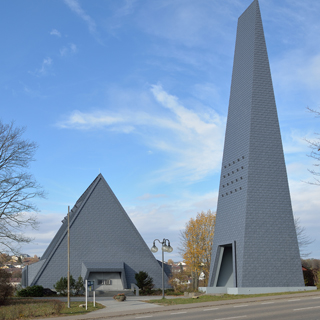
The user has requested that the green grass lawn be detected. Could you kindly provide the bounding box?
[60,301,105,315]
[147,289,319,306]
[0,299,105,320]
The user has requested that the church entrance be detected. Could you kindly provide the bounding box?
[88,272,124,291]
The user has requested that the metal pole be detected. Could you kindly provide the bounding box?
[67,206,70,308]
[162,243,164,299]
[85,280,88,310]
[93,291,95,307]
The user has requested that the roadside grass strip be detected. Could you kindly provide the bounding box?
[0,299,104,320]
[147,290,319,306]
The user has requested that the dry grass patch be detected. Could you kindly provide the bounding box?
[0,299,104,319]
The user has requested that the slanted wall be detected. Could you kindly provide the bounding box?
[24,174,168,290]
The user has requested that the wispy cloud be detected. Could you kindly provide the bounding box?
[127,190,218,260]
[60,43,78,57]
[63,0,96,34]
[137,193,167,201]
[50,29,61,37]
[57,85,225,182]
[30,57,53,77]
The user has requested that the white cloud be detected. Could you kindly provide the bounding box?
[64,0,96,34]
[50,29,61,37]
[137,193,167,200]
[57,85,225,182]
[126,190,218,261]
[60,43,78,57]
[31,57,53,77]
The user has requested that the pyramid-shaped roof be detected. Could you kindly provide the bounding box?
[24,174,167,289]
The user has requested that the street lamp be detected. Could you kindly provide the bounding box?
[150,238,173,299]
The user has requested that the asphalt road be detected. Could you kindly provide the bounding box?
[111,295,320,320]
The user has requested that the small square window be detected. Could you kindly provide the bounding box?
[222,194,224,197]
[229,163,231,166]
[235,189,237,192]
[236,179,238,182]
[224,165,227,168]
[233,161,235,164]
[226,192,229,195]
[223,185,225,188]
[231,181,234,184]
[240,177,243,180]
[230,191,233,194]
[240,187,242,190]
[241,166,244,169]
[228,173,230,176]
[227,183,229,186]
[232,171,234,174]
[223,175,226,178]
[237,169,239,172]
[242,156,245,159]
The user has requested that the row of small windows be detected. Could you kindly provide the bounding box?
[223,156,245,169]
[222,177,243,188]
[221,187,242,197]
[223,167,244,178]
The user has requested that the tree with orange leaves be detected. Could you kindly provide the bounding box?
[179,210,216,288]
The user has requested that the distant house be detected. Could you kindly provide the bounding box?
[10,278,21,287]
[22,174,170,292]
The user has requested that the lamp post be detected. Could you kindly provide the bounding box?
[150,238,173,299]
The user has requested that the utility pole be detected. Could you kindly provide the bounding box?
[67,206,70,308]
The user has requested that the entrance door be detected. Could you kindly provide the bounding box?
[88,272,123,291]
[216,244,234,287]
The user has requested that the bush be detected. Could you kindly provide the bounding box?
[0,269,14,303]
[54,277,68,295]
[74,276,84,295]
[303,268,315,286]
[54,275,83,295]
[135,271,154,294]
[16,285,44,297]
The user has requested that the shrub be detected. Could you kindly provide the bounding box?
[54,275,84,295]
[74,276,84,295]
[135,271,154,294]
[0,269,14,303]
[113,293,126,300]
[303,268,315,286]
[16,285,44,297]
[54,277,68,295]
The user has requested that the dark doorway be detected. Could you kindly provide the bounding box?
[216,244,234,287]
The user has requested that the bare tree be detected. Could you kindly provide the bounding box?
[294,216,314,258]
[0,121,44,255]
[305,107,320,186]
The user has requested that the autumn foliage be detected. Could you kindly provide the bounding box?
[180,210,216,287]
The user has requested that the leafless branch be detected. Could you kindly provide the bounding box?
[0,120,44,255]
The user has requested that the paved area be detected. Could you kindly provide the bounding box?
[34,291,320,320]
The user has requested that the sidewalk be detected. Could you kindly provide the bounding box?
[35,290,320,320]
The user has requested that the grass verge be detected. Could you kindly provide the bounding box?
[60,301,105,315]
[147,289,319,306]
[0,299,104,319]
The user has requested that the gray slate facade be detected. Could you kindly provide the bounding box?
[22,174,169,290]
[207,0,304,291]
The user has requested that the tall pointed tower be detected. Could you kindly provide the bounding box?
[205,0,309,294]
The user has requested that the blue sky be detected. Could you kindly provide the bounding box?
[1,0,319,261]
